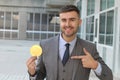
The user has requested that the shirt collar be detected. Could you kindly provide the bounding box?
[59,34,77,47]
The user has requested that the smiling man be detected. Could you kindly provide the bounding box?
[26,5,113,80]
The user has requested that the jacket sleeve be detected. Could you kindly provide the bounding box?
[92,45,113,80]
[35,54,46,80]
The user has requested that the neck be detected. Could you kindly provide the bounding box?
[62,34,76,42]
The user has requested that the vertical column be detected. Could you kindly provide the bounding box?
[18,12,27,40]
[113,0,120,75]
[80,0,87,39]
[94,0,100,44]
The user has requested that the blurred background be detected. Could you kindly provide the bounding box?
[0,0,120,80]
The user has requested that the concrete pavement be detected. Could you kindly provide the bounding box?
[0,39,37,80]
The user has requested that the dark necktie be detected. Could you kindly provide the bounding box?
[62,43,70,66]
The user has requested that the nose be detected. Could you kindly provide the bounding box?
[65,20,70,27]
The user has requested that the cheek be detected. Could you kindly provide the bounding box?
[72,23,78,27]
[73,23,80,30]
[75,22,80,27]
[60,24,64,30]
[60,23,65,27]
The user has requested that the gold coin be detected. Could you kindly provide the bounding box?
[30,45,42,56]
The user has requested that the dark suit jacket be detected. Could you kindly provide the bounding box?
[31,35,113,80]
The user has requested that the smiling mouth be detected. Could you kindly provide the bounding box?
[65,27,73,30]
[66,28,71,30]
[65,28,71,31]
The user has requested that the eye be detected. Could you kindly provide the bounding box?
[61,19,66,22]
[70,18,76,22]
[71,19,75,21]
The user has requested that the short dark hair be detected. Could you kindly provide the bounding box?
[59,5,80,17]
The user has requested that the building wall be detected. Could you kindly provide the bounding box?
[0,6,47,40]
[0,0,45,7]
[0,0,62,40]
[113,0,120,76]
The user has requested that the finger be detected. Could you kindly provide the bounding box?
[81,58,86,62]
[26,56,37,66]
[27,60,36,71]
[27,56,37,64]
[71,56,85,59]
[83,48,90,55]
[28,62,36,75]
[30,61,36,68]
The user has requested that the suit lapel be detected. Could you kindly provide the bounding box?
[71,37,84,57]
[71,37,84,80]
[50,35,59,80]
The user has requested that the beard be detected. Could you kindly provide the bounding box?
[62,31,76,37]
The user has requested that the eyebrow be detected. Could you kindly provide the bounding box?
[62,17,77,19]
[60,17,79,20]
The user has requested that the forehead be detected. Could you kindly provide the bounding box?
[59,11,79,19]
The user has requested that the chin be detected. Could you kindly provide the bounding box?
[65,34,74,37]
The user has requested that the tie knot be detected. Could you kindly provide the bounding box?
[65,43,70,47]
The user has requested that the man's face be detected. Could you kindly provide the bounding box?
[59,11,82,37]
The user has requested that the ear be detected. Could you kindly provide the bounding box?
[79,19,82,24]
[79,19,82,26]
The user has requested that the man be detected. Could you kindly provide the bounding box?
[26,5,113,80]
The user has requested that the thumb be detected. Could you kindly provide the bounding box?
[83,48,90,55]
[31,56,37,60]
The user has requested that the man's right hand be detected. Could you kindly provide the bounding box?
[26,56,37,76]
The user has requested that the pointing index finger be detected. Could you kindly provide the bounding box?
[71,55,85,59]
[83,48,90,55]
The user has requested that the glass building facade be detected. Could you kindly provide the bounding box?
[0,12,19,39]
[26,13,60,40]
[76,0,120,79]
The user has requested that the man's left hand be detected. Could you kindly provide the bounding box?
[71,48,98,70]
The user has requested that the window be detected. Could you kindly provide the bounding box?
[100,0,114,11]
[41,13,48,31]
[34,13,40,31]
[99,10,114,46]
[5,12,11,29]
[76,0,83,38]
[12,12,19,30]
[48,14,60,32]
[87,0,95,15]
[0,12,4,38]
[0,11,4,29]
[27,13,34,30]
[77,0,82,17]
[27,13,60,40]
[86,16,94,41]
[0,11,19,39]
